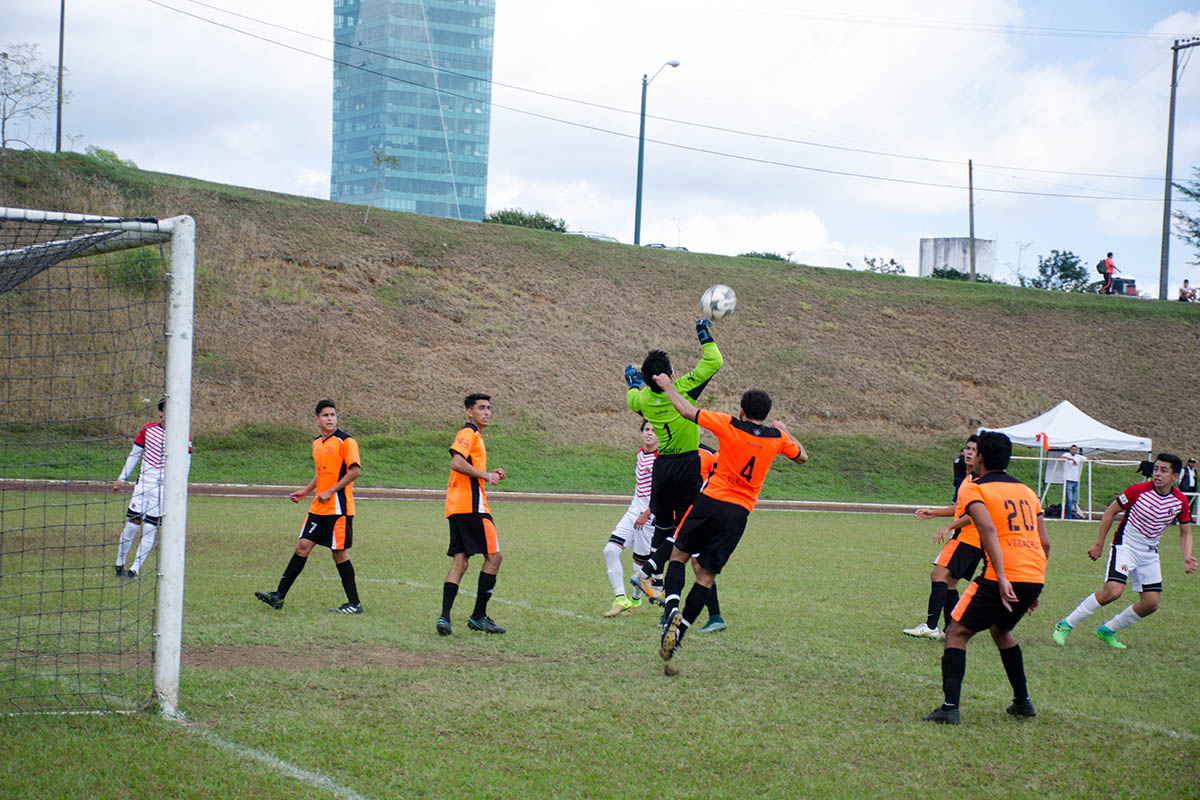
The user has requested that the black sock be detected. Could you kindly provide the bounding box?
[472,571,497,619]
[336,559,359,606]
[663,560,686,615]
[941,646,966,707]
[276,553,307,598]
[943,588,959,631]
[681,583,711,630]
[706,582,721,617]
[646,525,676,573]
[441,581,459,619]
[999,644,1028,701]
[927,581,948,629]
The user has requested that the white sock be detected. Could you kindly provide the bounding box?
[603,542,625,596]
[131,523,157,574]
[1103,604,1143,633]
[1064,593,1104,628]
[116,521,140,565]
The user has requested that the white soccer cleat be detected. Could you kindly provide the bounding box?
[902,622,940,639]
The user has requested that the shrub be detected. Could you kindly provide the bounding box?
[483,208,566,232]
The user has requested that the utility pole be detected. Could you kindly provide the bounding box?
[55,0,64,153]
[1159,37,1200,301]
[968,159,976,282]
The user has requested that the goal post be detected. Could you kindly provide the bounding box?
[0,207,194,716]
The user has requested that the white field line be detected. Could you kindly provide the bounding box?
[202,572,1197,741]
[181,723,378,800]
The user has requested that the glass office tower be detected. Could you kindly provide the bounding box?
[331,0,494,220]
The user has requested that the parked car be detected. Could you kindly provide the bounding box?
[644,243,689,251]
[565,231,619,243]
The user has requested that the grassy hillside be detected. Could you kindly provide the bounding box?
[3,149,1199,493]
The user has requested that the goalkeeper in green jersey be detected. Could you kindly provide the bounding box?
[624,319,723,602]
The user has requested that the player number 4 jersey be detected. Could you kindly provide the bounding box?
[695,409,800,512]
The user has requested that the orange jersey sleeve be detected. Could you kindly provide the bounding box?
[960,473,1046,583]
[951,473,981,547]
[696,410,800,512]
[698,446,718,483]
[445,424,489,517]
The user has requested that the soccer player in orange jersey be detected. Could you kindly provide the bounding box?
[904,435,982,640]
[649,374,807,665]
[255,400,363,613]
[924,431,1050,725]
[438,393,508,636]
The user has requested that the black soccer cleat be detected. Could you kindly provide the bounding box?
[255,590,284,610]
[467,616,506,634]
[329,603,363,614]
[436,617,453,636]
[923,705,961,725]
[125,569,139,580]
[659,610,684,661]
[114,565,126,578]
[1006,698,1036,718]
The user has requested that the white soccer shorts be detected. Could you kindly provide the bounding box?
[1106,541,1162,593]
[128,481,164,520]
[610,499,653,554]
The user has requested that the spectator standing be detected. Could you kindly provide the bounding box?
[1180,458,1199,520]
[1061,445,1087,520]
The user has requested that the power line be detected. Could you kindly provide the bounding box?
[166,0,1179,184]
[141,0,1179,204]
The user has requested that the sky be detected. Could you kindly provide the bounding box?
[6,1,1200,295]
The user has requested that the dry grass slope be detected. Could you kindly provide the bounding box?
[3,149,1199,455]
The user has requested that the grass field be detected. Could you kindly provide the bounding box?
[3,495,1198,799]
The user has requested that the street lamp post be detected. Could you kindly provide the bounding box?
[634,59,679,246]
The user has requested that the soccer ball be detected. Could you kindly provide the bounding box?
[700,284,736,320]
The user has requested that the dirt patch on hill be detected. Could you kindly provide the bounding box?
[6,151,1199,455]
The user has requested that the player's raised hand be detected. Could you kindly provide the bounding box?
[695,318,714,345]
[650,373,672,390]
[624,364,644,389]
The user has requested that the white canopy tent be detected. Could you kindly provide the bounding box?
[983,400,1151,455]
[980,401,1152,520]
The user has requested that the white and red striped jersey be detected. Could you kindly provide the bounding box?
[1113,481,1193,548]
[634,448,656,500]
[119,422,192,486]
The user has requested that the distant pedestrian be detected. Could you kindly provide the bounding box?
[1100,252,1118,295]
[1180,458,1198,520]
[1179,279,1196,302]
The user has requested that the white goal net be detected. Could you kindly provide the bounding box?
[0,207,193,716]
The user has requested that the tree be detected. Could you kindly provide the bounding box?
[363,145,401,225]
[738,251,786,261]
[483,208,566,232]
[848,255,905,275]
[1174,166,1200,266]
[1017,249,1090,292]
[0,43,61,150]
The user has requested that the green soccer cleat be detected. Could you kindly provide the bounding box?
[1052,620,1073,646]
[1095,625,1127,649]
[603,595,635,617]
[696,615,726,634]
